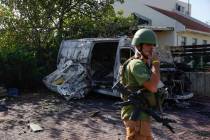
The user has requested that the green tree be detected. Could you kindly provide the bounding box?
[1,0,130,48]
[0,0,137,88]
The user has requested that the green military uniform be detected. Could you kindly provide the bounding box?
[121,28,159,140]
[121,59,157,121]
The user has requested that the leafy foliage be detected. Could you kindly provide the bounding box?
[0,0,137,88]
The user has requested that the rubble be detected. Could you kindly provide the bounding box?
[43,40,93,100]
[43,60,90,100]
[0,92,208,139]
[7,88,19,97]
[0,87,7,97]
[29,123,43,132]
[89,110,100,117]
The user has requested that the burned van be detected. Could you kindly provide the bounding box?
[43,37,132,100]
[43,37,193,100]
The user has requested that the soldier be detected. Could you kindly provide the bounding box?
[120,28,160,140]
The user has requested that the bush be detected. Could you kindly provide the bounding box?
[0,45,58,89]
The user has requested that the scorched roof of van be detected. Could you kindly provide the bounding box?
[62,38,120,42]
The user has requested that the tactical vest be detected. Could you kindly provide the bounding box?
[119,57,164,109]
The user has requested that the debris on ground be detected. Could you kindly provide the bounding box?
[0,104,8,112]
[0,92,208,140]
[29,123,43,132]
[7,88,19,97]
[0,86,7,97]
[89,110,100,117]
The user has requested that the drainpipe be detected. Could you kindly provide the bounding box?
[176,33,178,46]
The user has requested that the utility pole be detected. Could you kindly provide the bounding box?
[188,0,190,15]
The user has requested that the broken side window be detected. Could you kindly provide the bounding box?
[120,48,134,64]
[90,42,119,88]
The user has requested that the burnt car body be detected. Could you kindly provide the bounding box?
[43,37,193,100]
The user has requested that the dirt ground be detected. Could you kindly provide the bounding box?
[0,91,210,140]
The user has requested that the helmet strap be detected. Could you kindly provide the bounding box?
[135,46,149,60]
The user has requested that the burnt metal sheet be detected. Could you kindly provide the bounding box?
[43,59,91,100]
[57,40,92,67]
[43,39,93,100]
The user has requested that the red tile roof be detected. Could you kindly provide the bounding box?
[147,5,210,34]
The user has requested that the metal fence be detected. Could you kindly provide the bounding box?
[171,44,210,72]
[186,72,210,96]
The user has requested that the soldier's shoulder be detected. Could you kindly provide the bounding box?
[129,59,144,66]
[127,59,145,71]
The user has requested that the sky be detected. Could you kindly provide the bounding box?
[179,0,210,24]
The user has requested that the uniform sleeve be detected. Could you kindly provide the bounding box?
[130,62,150,86]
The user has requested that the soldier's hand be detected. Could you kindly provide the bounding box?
[152,52,160,62]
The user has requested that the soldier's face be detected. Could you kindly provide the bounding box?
[142,44,154,58]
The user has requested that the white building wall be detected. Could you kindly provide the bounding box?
[114,0,191,17]
[156,31,176,46]
[175,21,185,32]
[177,31,210,45]
[113,0,176,27]
[113,0,186,32]
[114,0,210,47]
[175,0,191,16]
[114,0,176,13]
[140,0,176,11]
[114,0,186,47]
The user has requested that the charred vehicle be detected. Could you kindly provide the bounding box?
[43,37,193,100]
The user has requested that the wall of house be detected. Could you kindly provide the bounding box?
[113,0,185,36]
[113,0,177,28]
[156,31,177,46]
[113,0,187,47]
[114,0,191,15]
[142,0,176,11]
[114,0,177,12]
[177,31,210,45]
[114,0,210,47]
[176,0,191,16]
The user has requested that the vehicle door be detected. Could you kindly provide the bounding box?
[113,37,134,96]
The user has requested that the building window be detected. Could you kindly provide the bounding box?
[181,36,187,46]
[192,38,197,45]
[203,40,207,45]
[132,13,152,26]
[176,4,185,13]
[138,18,149,25]
[176,4,181,11]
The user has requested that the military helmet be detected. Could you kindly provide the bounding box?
[131,28,157,46]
